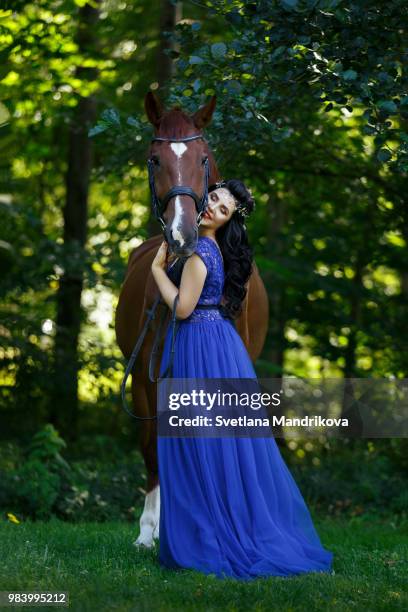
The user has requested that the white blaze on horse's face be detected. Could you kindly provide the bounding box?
[170,142,187,158]
[170,142,188,247]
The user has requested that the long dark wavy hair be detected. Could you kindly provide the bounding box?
[215,179,256,320]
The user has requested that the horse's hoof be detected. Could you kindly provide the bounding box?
[133,535,154,549]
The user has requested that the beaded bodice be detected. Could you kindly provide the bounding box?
[185,235,225,322]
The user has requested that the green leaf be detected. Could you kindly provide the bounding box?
[342,69,358,81]
[0,102,10,127]
[225,10,242,25]
[281,0,299,9]
[101,108,121,125]
[127,116,140,127]
[189,55,204,65]
[377,148,392,162]
[271,46,286,60]
[88,124,108,137]
[211,42,227,60]
[226,80,241,94]
[377,100,398,114]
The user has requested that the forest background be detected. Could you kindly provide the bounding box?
[0,0,407,524]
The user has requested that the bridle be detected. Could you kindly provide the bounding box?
[147,133,210,232]
[120,132,218,420]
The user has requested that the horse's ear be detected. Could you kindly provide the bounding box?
[145,91,164,127]
[192,95,217,129]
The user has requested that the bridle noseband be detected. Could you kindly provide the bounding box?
[147,134,210,231]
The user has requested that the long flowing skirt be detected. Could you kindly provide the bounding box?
[157,317,333,580]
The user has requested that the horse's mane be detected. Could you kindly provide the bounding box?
[157,108,196,139]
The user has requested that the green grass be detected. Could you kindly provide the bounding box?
[0,514,407,611]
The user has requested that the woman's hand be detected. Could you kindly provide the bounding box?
[151,240,168,271]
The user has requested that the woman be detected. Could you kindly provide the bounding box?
[151,179,333,580]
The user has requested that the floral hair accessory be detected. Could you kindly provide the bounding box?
[208,181,254,219]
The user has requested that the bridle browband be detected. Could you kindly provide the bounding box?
[147,133,211,231]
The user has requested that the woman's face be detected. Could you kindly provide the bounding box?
[201,188,237,229]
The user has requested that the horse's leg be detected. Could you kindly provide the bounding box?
[131,374,160,548]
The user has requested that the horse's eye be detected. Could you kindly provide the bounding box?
[151,155,160,166]
[201,156,208,165]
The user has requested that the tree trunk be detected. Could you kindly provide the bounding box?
[50,2,100,440]
[156,0,182,93]
[264,192,287,376]
[262,192,288,444]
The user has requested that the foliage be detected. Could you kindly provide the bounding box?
[25,423,70,470]
[9,460,61,520]
[283,438,408,517]
[0,0,163,437]
[90,1,408,172]
[1,433,406,521]
[0,1,406,490]
[1,425,68,519]
[171,0,408,172]
[0,430,146,521]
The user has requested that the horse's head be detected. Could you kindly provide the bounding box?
[145,91,220,256]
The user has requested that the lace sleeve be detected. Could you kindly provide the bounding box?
[194,238,213,274]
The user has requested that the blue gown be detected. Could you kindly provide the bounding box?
[158,235,333,580]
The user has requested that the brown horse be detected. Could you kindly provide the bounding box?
[115,92,269,547]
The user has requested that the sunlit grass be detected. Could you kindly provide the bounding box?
[1,515,406,611]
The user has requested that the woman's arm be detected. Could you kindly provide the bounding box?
[151,241,207,319]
